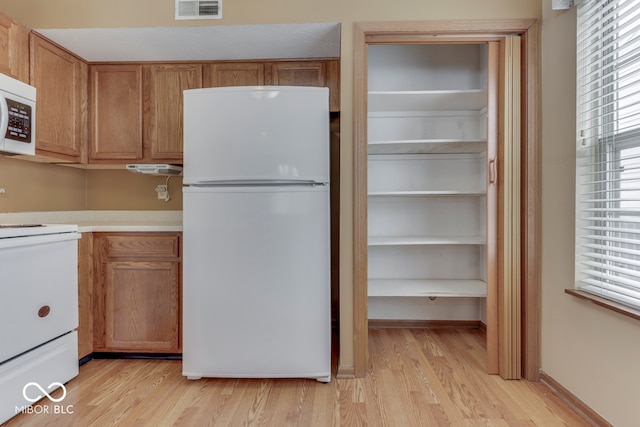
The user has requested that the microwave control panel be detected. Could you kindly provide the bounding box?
[4,98,32,143]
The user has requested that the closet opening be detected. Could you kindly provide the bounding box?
[351,20,540,381]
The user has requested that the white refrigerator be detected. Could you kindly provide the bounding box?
[181,86,331,382]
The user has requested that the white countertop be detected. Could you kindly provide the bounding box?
[0,210,182,232]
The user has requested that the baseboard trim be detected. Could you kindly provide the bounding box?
[336,364,356,379]
[478,321,487,333]
[368,319,484,329]
[539,371,612,427]
[92,352,182,360]
[78,353,93,366]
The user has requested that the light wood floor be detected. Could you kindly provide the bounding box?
[5,328,588,426]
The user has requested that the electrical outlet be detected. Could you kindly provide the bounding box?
[155,185,168,201]
[0,188,5,198]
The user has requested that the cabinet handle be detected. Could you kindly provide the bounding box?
[489,157,497,185]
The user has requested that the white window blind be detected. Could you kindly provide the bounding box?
[576,0,640,310]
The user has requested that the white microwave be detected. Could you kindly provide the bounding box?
[0,72,35,156]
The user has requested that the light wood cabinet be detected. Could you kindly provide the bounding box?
[30,33,88,161]
[143,63,202,161]
[93,233,181,353]
[77,232,94,360]
[203,62,265,87]
[86,59,338,164]
[205,60,340,112]
[91,63,203,163]
[89,64,143,162]
[269,60,340,112]
[327,60,340,113]
[0,13,29,82]
[366,43,497,324]
[268,61,326,86]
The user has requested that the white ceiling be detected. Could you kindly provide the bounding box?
[35,22,341,62]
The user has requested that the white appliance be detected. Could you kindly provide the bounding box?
[0,72,36,156]
[0,224,80,424]
[182,86,331,383]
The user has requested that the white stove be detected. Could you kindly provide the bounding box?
[0,223,81,424]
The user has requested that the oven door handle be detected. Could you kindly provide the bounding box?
[0,232,80,250]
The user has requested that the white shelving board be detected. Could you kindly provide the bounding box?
[368,139,487,155]
[368,90,487,112]
[368,190,486,197]
[368,236,485,246]
[368,279,487,298]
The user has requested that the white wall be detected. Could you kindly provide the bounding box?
[541,3,640,426]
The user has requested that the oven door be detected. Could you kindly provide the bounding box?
[0,232,80,362]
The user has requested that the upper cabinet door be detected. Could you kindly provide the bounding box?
[203,62,265,87]
[143,64,202,162]
[89,64,143,162]
[268,61,339,112]
[267,61,327,87]
[0,14,29,82]
[31,34,87,161]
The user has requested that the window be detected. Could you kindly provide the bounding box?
[575,0,640,310]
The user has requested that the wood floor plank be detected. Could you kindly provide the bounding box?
[374,331,468,426]
[270,379,308,426]
[4,329,591,427]
[336,377,366,426]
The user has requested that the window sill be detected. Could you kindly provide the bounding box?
[565,289,640,322]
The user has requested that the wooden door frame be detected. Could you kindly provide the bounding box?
[352,19,540,380]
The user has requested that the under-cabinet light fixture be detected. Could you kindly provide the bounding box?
[126,164,183,176]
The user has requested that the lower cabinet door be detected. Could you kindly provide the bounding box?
[104,260,180,352]
[93,233,181,354]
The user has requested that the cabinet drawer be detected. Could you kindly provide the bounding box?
[103,234,180,259]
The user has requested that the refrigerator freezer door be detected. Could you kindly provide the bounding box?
[182,185,331,380]
[183,86,329,185]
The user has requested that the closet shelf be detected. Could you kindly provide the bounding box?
[368,89,487,112]
[368,139,487,155]
[368,236,485,246]
[368,190,486,197]
[368,279,487,298]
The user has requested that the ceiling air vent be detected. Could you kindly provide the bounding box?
[175,0,222,20]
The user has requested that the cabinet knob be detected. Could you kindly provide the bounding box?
[38,305,51,318]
